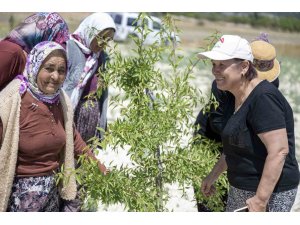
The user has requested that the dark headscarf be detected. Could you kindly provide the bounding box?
[5,12,69,53]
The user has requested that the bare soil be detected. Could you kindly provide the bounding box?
[1,12,300,57]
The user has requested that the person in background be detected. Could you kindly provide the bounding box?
[0,41,107,212]
[193,33,283,212]
[198,35,299,212]
[250,33,280,88]
[0,12,69,91]
[63,12,116,143]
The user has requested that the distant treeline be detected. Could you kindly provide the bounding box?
[169,12,300,33]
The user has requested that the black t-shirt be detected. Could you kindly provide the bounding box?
[194,80,231,143]
[197,78,280,139]
[221,80,299,192]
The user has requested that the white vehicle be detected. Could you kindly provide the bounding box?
[109,12,180,45]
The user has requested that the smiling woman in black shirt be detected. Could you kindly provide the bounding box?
[197,35,299,212]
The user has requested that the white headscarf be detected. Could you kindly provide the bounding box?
[66,12,116,109]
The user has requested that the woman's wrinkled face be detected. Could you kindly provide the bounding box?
[37,53,67,95]
[90,28,115,53]
[211,59,245,91]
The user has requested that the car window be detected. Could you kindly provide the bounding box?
[114,14,122,25]
[127,17,138,27]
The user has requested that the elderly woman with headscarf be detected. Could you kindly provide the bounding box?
[0,12,69,91]
[63,12,116,143]
[0,41,107,212]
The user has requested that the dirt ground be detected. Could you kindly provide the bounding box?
[1,12,300,57]
[173,16,300,58]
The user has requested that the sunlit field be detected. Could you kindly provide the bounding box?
[1,12,300,211]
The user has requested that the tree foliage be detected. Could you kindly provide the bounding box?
[57,13,228,212]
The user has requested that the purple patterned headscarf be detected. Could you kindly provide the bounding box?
[5,12,69,53]
[253,32,270,43]
[17,41,67,104]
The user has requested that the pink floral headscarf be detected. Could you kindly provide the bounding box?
[5,12,69,53]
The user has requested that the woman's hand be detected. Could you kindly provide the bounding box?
[97,161,109,175]
[246,195,268,212]
[201,175,217,197]
[200,153,227,197]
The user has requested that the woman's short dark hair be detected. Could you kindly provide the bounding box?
[234,58,257,81]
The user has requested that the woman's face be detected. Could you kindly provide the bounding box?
[90,28,115,53]
[211,59,247,91]
[37,54,67,95]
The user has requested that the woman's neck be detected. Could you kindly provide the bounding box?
[232,78,261,111]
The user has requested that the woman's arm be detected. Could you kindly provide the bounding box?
[73,127,108,175]
[201,153,227,196]
[246,128,289,211]
[0,42,26,90]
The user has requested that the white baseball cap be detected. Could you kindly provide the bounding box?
[197,35,254,62]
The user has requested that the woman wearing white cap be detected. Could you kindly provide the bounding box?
[198,35,299,212]
[193,34,282,211]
